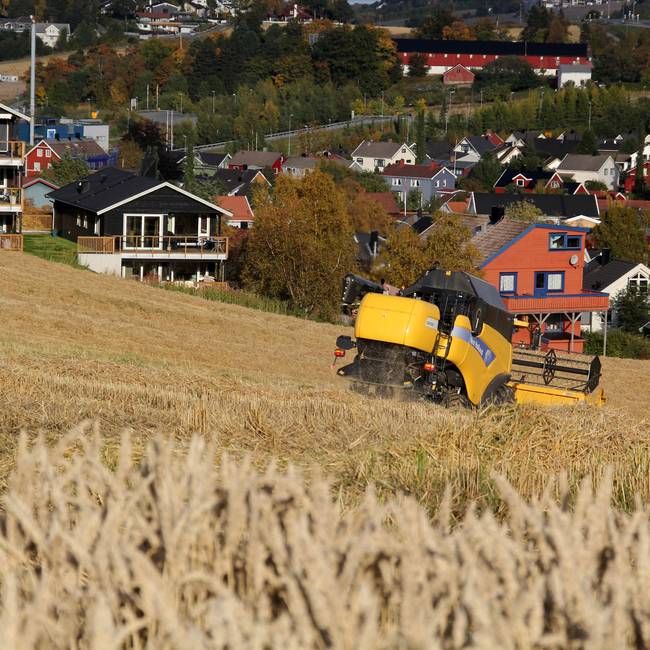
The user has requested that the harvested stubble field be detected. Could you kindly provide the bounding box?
[2,253,650,647]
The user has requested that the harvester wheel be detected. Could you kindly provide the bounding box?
[494,384,515,405]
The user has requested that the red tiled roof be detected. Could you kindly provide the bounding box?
[382,163,440,178]
[365,192,401,215]
[216,195,254,221]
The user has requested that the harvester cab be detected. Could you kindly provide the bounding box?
[334,269,605,408]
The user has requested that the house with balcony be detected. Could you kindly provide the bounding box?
[381,162,455,206]
[0,102,30,233]
[49,168,232,281]
[473,219,609,353]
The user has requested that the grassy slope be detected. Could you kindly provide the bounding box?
[1,252,649,512]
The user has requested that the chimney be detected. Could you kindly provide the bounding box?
[600,248,611,266]
[399,159,405,167]
[489,206,505,225]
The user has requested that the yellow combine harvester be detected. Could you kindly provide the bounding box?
[333,269,605,407]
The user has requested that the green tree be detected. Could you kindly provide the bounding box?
[41,153,89,186]
[577,129,598,155]
[613,285,650,332]
[408,53,428,78]
[593,205,650,264]
[504,201,543,222]
[415,7,455,40]
[462,152,503,191]
[474,57,540,92]
[415,109,426,163]
[243,171,356,320]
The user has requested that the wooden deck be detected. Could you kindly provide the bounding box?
[0,234,23,251]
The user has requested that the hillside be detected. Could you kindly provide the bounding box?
[1,252,649,511]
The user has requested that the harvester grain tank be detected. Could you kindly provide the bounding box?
[333,269,605,407]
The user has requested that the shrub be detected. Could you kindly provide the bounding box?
[584,328,650,359]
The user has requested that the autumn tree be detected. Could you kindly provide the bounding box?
[41,153,89,186]
[442,21,475,41]
[504,201,543,222]
[377,214,480,287]
[593,204,650,265]
[342,180,392,234]
[415,7,455,40]
[242,171,356,320]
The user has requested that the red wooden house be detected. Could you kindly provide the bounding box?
[25,139,108,178]
[474,221,609,353]
[623,162,650,193]
[442,64,474,86]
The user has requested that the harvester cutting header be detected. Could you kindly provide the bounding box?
[333,269,604,407]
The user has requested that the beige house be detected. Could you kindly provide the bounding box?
[350,140,416,173]
[554,154,619,191]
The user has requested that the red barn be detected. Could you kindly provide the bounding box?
[442,64,475,86]
[475,221,608,353]
[395,38,590,77]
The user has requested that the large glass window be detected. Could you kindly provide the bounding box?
[549,233,582,250]
[124,214,162,249]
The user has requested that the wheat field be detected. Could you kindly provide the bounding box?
[2,253,650,646]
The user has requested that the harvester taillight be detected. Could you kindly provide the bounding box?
[334,349,346,358]
[423,362,435,372]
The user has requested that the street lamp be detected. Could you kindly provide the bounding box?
[288,113,293,156]
[212,90,216,114]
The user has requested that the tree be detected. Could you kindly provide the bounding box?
[408,52,427,78]
[183,136,196,193]
[461,152,502,191]
[442,21,475,41]
[613,285,650,332]
[242,171,356,320]
[415,108,426,163]
[377,214,480,287]
[577,129,598,155]
[118,139,144,170]
[634,140,646,196]
[504,201,543,222]
[593,204,650,265]
[415,7,455,40]
[474,57,540,92]
[522,5,550,42]
[41,153,89,186]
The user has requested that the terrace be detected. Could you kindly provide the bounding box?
[78,235,229,259]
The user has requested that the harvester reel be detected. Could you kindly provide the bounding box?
[542,349,557,386]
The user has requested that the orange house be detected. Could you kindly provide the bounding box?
[476,222,609,353]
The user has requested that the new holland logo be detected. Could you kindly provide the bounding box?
[450,326,496,367]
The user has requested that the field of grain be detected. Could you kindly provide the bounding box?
[1,252,650,647]
[0,252,649,513]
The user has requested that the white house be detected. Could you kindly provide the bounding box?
[555,154,620,190]
[350,140,416,172]
[35,23,69,48]
[582,253,650,332]
[557,63,592,88]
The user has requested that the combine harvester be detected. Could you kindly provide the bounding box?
[333,269,605,407]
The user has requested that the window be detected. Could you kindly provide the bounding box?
[499,272,517,294]
[410,179,420,187]
[356,157,363,164]
[374,159,385,168]
[516,178,525,187]
[435,180,439,187]
[611,168,615,175]
[45,149,51,158]
[628,271,649,294]
[94,217,100,235]
[551,181,560,188]
[33,161,40,172]
[604,168,608,175]
[442,179,447,187]
[535,271,564,294]
[391,178,400,186]
[36,149,43,158]
[401,148,406,153]
[549,233,582,250]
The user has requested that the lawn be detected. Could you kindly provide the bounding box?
[22,233,84,268]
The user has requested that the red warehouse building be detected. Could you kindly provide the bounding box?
[395,38,590,77]
[475,221,608,353]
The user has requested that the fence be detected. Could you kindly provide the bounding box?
[77,236,228,257]
[78,236,116,254]
[0,234,22,251]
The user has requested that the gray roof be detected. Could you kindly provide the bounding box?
[557,154,612,172]
[229,150,282,168]
[558,63,593,73]
[470,219,529,264]
[465,136,497,156]
[351,140,408,159]
[283,156,319,170]
[583,258,638,291]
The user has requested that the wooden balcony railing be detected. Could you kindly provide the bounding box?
[78,236,116,253]
[0,234,23,251]
[77,235,229,257]
[0,141,25,159]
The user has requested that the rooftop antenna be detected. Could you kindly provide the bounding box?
[29,15,36,146]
